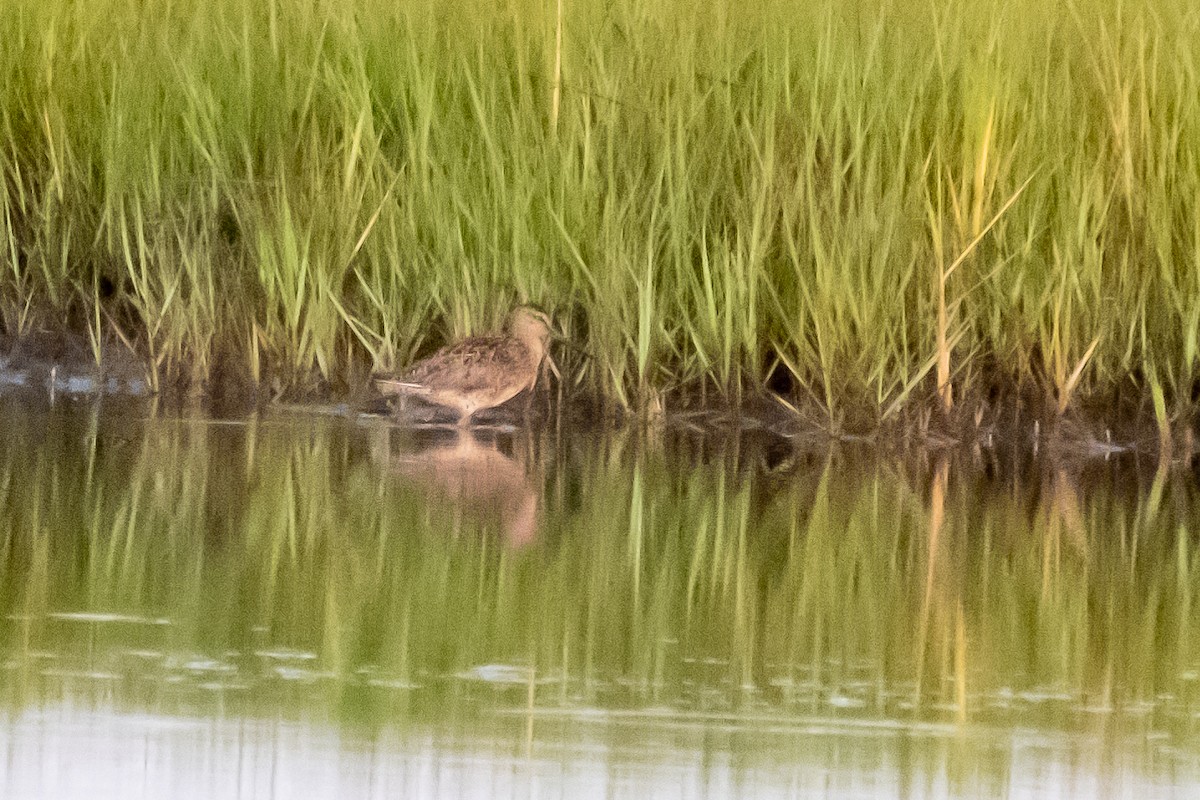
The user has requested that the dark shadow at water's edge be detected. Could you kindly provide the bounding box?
[4,331,1198,468]
[0,382,1195,516]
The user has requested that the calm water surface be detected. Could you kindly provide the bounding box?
[1,391,1199,799]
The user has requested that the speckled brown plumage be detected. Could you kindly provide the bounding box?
[374,307,551,425]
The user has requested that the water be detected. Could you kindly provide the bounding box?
[1,390,1199,798]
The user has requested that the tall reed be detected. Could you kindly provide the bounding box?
[1,0,1198,417]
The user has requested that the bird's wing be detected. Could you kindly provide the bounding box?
[403,336,526,393]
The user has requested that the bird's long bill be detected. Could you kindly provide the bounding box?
[548,331,595,363]
[544,352,561,381]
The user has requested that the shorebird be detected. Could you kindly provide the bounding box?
[374,306,553,426]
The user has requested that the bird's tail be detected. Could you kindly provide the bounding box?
[374,378,431,397]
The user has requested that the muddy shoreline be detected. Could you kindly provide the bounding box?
[2,330,1197,467]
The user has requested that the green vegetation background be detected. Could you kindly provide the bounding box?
[2,0,1199,419]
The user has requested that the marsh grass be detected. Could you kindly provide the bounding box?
[2,0,1200,422]
[1,400,1199,726]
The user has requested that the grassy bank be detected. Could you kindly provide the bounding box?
[2,0,1200,425]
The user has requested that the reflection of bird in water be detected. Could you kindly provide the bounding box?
[374,307,553,427]
[374,428,540,547]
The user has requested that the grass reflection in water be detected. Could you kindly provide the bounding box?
[1,394,1199,795]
